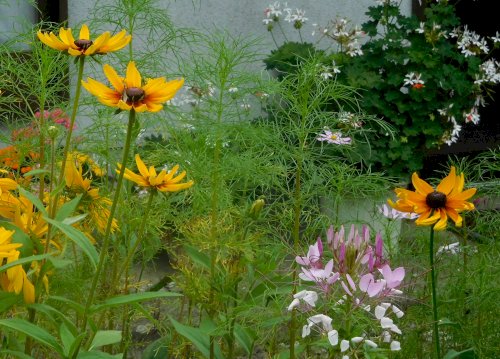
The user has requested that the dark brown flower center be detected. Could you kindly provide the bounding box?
[125,87,145,102]
[74,39,93,50]
[426,191,447,209]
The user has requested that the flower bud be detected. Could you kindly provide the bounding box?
[249,198,265,219]
[47,125,60,139]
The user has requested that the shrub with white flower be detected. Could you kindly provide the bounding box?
[263,0,500,176]
[289,225,405,357]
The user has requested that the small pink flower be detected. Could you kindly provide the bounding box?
[34,110,50,119]
[317,130,351,145]
[296,238,323,269]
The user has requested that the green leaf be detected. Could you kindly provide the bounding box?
[169,316,224,359]
[55,194,82,222]
[90,330,122,350]
[0,253,53,273]
[0,221,34,258]
[233,323,255,355]
[443,348,476,359]
[21,168,50,177]
[0,350,33,359]
[77,351,123,359]
[0,292,21,313]
[60,323,75,357]
[18,186,48,217]
[0,318,64,355]
[90,291,182,313]
[47,257,73,269]
[142,337,169,359]
[63,213,88,226]
[183,244,211,270]
[43,216,98,268]
[48,296,85,315]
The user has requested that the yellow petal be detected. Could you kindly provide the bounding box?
[436,166,456,195]
[164,165,180,181]
[79,24,90,40]
[68,48,83,56]
[125,61,142,88]
[158,180,194,192]
[58,28,75,46]
[411,172,434,196]
[416,210,440,226]
[117,100,133,111]
[448,187,477,202]
[432,209,448,230]
[445,207,463,227]
[144,102,163,112]
[103,64,125,93]
[170,171,187,184]
[99,30,131,53]
[23,276,35,304]
[132,103,149,112]
[86,31,110,55]
[452,172,465,194]
[135,154,150,178]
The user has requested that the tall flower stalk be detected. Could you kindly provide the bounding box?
[74,60,183,355]
[389,166,476,357]
[429,227,441,357]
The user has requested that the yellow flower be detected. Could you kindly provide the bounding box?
[14,196,49,244]
[37,24,131,57]
[117,154,194,192]
[0,250,35,304]
[389,166,476,231]
[0,227,34,304]
[82,61,184,112]
[64,154,117,236]
[0,227,21,256]
[69,151,106,177]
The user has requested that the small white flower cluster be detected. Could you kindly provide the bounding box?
[464,107,480,125]
[474,59,500,85]
[284,8,308,29]
[169,82,216,108]
[295,300,403,355]
[263,1,283,25]
[454,26,489,57]
[263,2,307,29]
[437,242,460,256]
[316,18,364,57]
[338,112,363,128]
[402,72,425,88]
[438,105,463,146]
[319,60,341,80]
[205,136,230,149]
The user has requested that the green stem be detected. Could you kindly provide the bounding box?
[289,157,302,359]
[56,56,85,188]
[429,227,441,358]
[44,56,85,255]
[73,109,137,358]
[117,190,156,280]
[118,191,156,357]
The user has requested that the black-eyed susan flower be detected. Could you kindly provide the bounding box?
[117,154,193,192]
[37,24,131,57]
[388,166,476,231]
[81,61,184,112]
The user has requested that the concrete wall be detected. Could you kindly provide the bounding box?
[69,0,412,54]
[0,0,37,49]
